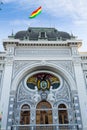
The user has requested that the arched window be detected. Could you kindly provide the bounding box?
[20,104,30,125]
[36,101,52,124]
[58,104,68,124]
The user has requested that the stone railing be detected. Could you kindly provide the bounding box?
[11,124,79,130]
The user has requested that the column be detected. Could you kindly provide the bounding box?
[1,57,13,130]
[6,94,15,130]
[73,58,87,130]
[30,106,36,130]
[72,92,82,130]
[53,103,59,130]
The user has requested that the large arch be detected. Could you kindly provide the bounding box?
[11,62,76,92]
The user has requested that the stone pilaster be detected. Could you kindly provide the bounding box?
[6,91,15,130]
[1,57,13,130]
[73,57,87,130]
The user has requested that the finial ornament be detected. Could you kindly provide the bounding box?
[12,29,14,36]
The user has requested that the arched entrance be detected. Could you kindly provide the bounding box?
[36,101,53,124]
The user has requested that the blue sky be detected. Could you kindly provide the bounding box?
[0,0,87,51]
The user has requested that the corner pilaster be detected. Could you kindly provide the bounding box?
[1,56,13,130]
[73,57,87,130]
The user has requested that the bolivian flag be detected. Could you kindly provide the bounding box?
[29,6,42,18]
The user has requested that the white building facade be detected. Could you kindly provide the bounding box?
[0,27,87,130]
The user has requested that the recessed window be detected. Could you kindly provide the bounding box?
[58,104,68,124]
[41,32,45,38]
[20,104,30,125]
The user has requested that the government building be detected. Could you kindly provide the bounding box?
[0,27,87,130]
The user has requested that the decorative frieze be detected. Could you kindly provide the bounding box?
[15,48,71,57]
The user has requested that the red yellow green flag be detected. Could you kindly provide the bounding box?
[29,6,42,18]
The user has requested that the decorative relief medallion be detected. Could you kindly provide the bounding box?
[40,80,48,90]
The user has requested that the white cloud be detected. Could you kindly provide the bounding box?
[3,0,17,3]
[10,20,31,26]
[9,18,53,28]
[13,0,87,25]
[42,0,87,19]
[3,0,87,22]
[74,20,87,26]
[1,0,87,52]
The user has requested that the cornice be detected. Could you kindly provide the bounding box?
[3,38,82,50]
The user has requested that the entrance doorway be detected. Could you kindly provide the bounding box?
[36,101,53,124]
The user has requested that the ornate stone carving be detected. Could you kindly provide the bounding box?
[17,82,33,102]
[82,63,87,71]
[55,81,70,100]
[17,82,41,103]
[49,60,75,79]
[71,47,79,55]
[73,57,81,65]
[7,47,15,55]
[12,60,38,79]
[5,56,13,65]
[32,86,41,103]
[47,86,55,102]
